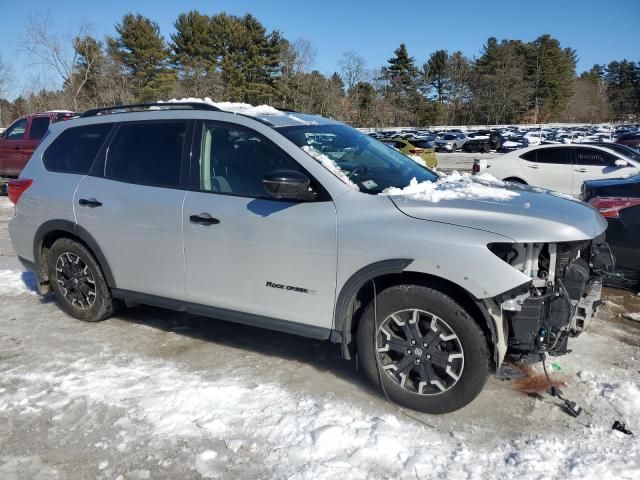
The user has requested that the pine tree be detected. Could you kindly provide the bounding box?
[605,60,639,120]
[108,13,176,101]
[424,50,448,103]
[381,44,421,125]
[525,35,577,121]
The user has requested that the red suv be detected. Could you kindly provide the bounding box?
[0,111,75,178]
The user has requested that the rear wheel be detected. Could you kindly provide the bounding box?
[357,284,490,413]
[47,238,116,322]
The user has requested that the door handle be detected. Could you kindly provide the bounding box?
[574,168,587,173]
[189,213,220,226]
[527,164,539,169]
[13,146,21,150]
[78,198,102,208]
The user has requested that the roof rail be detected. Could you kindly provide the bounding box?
[79,102,221,118]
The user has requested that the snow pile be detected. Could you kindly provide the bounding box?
[0,269,36,296]
[382,171,519,203]
[3,352,639,479]
[302,146,359,190]
[622,312,640,322]
[578,370,640,424]
[159,97,284,117]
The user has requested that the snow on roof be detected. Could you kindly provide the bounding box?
[160,97,284,117]
[382,171,519,203]
[159,97,322,126]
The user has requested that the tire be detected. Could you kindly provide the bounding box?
[357,284,490,414]
[47,238,116,322]
[482,144,491,153]
[450,144,456,152]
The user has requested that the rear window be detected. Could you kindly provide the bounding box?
[43,124,112,174]
[29,116,50,140]
[105,122,187,188]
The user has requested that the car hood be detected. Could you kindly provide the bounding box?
[388,182,607,243]
[584,174,640,189]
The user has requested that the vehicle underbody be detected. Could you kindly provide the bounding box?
[488,235,613,360]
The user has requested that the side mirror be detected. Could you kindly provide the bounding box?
[614,159,629,168]
[263,170,312,201]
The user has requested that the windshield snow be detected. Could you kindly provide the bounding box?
[383,171,520,203]
[279,124,438,193]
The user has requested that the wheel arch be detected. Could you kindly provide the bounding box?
[334,262,498,370]
[33,220,116,288]
[503,177,528,185]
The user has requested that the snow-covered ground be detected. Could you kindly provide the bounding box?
[0,197,639,479]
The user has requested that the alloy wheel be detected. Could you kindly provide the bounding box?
[376,309,464,395]
[55,252,97,309]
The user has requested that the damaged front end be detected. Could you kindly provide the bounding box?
[488,235,613,359]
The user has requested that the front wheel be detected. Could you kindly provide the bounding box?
[357,284,490,414]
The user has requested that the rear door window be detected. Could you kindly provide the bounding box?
[105,122,187,188]
[28,116,51,140]
[43,123,112,174]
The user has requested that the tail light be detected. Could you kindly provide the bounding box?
[7,179,33,205]
[589,196,640,218]
[472,159,481,175]
[409,148,425,154]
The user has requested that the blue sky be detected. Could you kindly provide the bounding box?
[1,0,638,99]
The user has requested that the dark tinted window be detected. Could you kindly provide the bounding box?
[198,122,304,197]
[106,122,186,188]
[5,118,27,140]
[574,148,618,166]
[44,124,112,174]
[535,148,572,164]
[29,116,50,140]
[412,141,433,148]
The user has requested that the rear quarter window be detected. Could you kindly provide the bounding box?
[43,124,113,174]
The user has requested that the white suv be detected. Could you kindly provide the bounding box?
[7,102,610,413]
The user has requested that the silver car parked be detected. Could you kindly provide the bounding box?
[7,102,610,413]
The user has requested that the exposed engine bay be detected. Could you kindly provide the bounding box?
[489,235,614,357]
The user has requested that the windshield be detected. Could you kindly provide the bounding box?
[278,124,438,194]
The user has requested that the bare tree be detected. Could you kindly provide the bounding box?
[280,38,317,109]
[20,16,99,111]
[0,53,14,126]
[338,50,366,90]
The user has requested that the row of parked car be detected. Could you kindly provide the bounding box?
[368,124,640,155]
